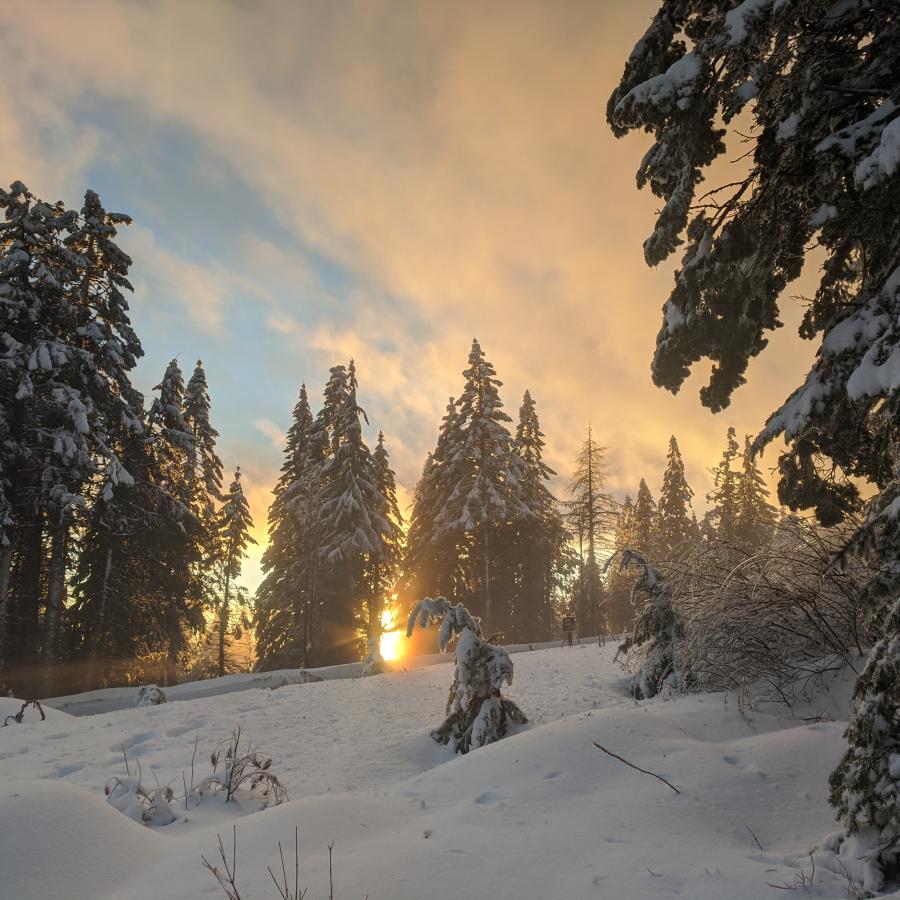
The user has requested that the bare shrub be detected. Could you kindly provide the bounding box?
[203,826,340,900]
[197,724,289,808]
[2,698,45,725]
[666,517,871,708]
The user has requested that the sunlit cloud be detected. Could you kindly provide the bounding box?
[0,0,818,593]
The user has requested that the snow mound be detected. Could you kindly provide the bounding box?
[0,780,162,900]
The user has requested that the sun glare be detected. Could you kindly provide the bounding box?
[379,607,404,661]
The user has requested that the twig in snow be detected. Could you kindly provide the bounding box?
[745,823,764,852]
[328,842,335,900]
[593,742,681,794]
[202,827,241,900]
[266,826,306,900]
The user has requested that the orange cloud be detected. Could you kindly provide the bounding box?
[0,0,818,562]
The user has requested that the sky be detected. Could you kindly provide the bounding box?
[0,0,819,590]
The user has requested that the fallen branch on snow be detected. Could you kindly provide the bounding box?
[593,741,680,794]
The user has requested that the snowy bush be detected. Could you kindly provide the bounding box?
[105,775,176,827]
[825,596,900,893]
[407,596,527,753]
[135,684,167,706]
[668,518,871,708]
[612,550,687,699]
[105,726,287,828]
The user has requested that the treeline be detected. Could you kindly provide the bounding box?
[255,337,783,669]
[0,177,786,693]
[0,182,255,697]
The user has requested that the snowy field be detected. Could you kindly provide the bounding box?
[0,641,887,899]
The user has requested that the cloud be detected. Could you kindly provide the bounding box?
[0,0,816,540]
[254,418,286,451]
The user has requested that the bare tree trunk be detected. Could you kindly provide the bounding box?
[90,543,114,657]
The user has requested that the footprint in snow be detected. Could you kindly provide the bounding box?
[543,771,562,780]
[474,791,503,805]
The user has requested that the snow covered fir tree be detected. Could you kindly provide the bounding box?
[406,595,527,753]
[609,0,900,885]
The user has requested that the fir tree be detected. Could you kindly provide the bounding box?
[316,360,394,660]
[609,2,900,879]
[407,596,527,753]
[657,436,699,558]
[705,428,741,543]
[735,436,777,547]
[183,360,225,622]
[613,550,686,700]
[362,431,404,674]
[510,391,568,642]
[146,358,200,683]
[405,397,464,609]
[632,478,658,559]
[255,383,321,666]
[213,467,256,677]
[0,183,145,687]
[432,339,529,636]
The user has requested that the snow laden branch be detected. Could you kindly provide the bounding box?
[606,549,688,700]
[407,596,527,753]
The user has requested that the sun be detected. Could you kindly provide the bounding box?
[379,607,404,661]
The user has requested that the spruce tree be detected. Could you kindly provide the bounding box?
[363,431,404,672]
[255,383,321,667]
[407,596,527,753]
[735,436,778,547]
[432,340,529,636]
[183,360,225,621]
[213,467,256,677]
[146,358,200,683]
[632,478,658,559]
[0,183,145,688]
[609,2,900,880]
[705,428,741,543]
[657,436,699,559]
[511,391,567,642]
[405,397,464,609]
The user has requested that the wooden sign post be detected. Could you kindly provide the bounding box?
[562,615,576,646]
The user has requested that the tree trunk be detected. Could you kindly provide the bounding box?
[218,571,231,678]
[43,523,68,663]
[0,541,12,652]
[483,526,491,636]
[90,544,114,657]
[15,517,44,663]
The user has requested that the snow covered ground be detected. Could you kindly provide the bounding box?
[0,641,890,899]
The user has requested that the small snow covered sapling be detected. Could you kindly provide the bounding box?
[610,549,686,700]
[361,634,385,677]
[407,596,527,753]
[135,684,167,706]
